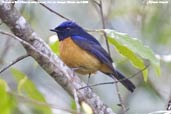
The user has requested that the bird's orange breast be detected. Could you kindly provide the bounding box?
[59,37,101,74]
[59,37,113,75]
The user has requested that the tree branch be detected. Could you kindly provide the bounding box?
[0,2,115,114]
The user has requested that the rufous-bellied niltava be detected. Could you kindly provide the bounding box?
[50,21,135,92]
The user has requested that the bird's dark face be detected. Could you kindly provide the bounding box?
[50,21,82,41]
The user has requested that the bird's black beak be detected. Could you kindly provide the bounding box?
[50,29,57,32]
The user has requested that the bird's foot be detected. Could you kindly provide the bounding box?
[85,74,93,90]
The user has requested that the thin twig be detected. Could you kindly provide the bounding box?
[0,30,39,74]
[0,54,29,74]
[94,0,126,113]
[39,3,70,20]
[35,0,70,20]
[99,0,111,55]
[167,100,171,110]
[167,79,171,110]
[93,0,100,6]
[0,30,38,52]
[79,63,150,90]
[99,0,127,111]
[114,78,126,113]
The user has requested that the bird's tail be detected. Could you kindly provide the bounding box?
[110,70,135,92]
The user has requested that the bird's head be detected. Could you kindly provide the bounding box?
[50,21,82,41]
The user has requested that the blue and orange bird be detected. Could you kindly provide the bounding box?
[50,21,135,92]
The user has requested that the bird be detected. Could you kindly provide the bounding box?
[50,21,135,92]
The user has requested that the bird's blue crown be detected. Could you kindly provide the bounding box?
[56,21,77,29]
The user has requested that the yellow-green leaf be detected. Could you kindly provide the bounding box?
[11,68,52,114]
[0,79,15,114]
[17,76,27,95]
[108,36,148,81]
[70,99,76,110]
[105,29,160,81]
[105,29,160,76]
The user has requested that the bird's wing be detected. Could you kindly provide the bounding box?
[71,35,113,69]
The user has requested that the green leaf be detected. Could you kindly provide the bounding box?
[11,68,52,114]
[0,79,15,114]
[105,29,160,81]
[70,99,76,110]
[49,41,60,55]
[17,76,27,95]
[49,35,59,55]
[108,34,148,81]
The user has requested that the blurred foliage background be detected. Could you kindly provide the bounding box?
[0,0,171,114]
